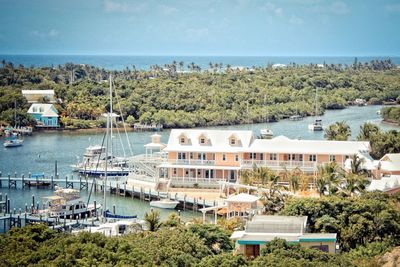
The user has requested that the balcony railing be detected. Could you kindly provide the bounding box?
[166,159,216,166]
[241,160,317,170]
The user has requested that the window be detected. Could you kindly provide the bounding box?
[235,154,239,162]
[260,153,264,160]
[178,152,186,160]
[288,154,296,161]
[185,170,189,175]
[180,137,185,144]
[329,155,336,162]
[197,170,201,175]
[198,153,206,160]
[269,153,277,161]
[222,154,226,161]
[309,155,317,162]
[200,138,206,144]
[190,153,193,159]
[173,168,177,175]
[299,154,303,161]
[230,138,236,145]
[249,153,256,159]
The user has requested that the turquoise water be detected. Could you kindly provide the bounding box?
[1,55,399,71]
[0,105,398,219]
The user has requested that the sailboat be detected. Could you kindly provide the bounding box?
[289,104,303,121]
[4,101,24,147]
[260,95,274,139]
[308,88,323,131]
[71,76,133,176]
[100,75,137,221]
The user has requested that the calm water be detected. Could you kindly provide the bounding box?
[1,55,399,71]
[0,105,398,219]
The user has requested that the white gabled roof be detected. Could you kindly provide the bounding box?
[379,154,400,171]
[226,193,260,203]
[245,135,370,155]
[27,103,58,117]
[367,175,400,192]
[22,90,55,95]
[163,129,254,153]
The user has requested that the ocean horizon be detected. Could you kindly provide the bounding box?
[1,54,399,71]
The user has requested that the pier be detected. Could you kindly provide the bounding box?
[0,171,215,230]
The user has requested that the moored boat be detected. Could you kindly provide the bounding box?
[3,132,23,147]
[260,128,274,139]
[150,199,179,209]
[35,187,100,219]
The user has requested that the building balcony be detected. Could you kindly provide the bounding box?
[241,160,317,171]
[166,159,216,166]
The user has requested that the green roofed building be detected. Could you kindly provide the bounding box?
[230,215,337,258]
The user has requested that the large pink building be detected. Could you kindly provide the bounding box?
[157,129,372,187]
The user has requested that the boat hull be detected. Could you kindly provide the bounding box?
[150,200,179,209]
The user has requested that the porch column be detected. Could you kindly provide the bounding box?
[202,211,206,223]
[214,208,218,224]
[208,169,211,183]
[195,168,198,183]
[222,169,225,181]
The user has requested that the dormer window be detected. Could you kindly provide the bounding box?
[198,133,209,145]
[180,137,186,144]
[228,133,240,146]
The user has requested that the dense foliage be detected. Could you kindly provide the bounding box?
[357,122,400,159]
[1,59,399,128]
[280,192,400,251]
[381,106,400,125]
[1,192,399,266]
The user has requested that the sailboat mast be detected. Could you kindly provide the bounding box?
[103,74,112,218]
[315,87,318,117]
[109,75,113,165]
[14,100,17,127]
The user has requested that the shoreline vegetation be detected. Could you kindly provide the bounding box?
[0,58,399,129]
[0,191,399,266]
[382,106,400,126]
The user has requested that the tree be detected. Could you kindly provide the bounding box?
[144,209,162,231]
[316,162,341,196]
[324,121,351,141]
[357,122,380,141]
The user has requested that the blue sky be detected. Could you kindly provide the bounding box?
[0,0,399,56]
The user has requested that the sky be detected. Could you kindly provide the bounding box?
[0,0,399,56]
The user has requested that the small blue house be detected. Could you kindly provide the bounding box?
[28,103,59,127]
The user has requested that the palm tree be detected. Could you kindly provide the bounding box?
[348,154,367,175]
[324,121,351,141]
[357,122,380,141]
[144,209,162,231]
[287,168,301,193]
[338,173,369,197]
[317,162,341,195]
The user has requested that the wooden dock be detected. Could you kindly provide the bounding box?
[0,172,215,212]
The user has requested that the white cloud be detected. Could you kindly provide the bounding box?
[159,4,178,15]
[261,2,283,17]
[30,29,59,39]
[385,4,400,13]
[289,15,304,25]
[330,1,349,15]
[103,0,145,13]
[185,27,209,42]
[307,1,350,15]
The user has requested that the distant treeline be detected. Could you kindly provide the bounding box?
[382,106,400,125]
[0,58,399,128]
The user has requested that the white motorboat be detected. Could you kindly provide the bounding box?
[79,219,146,236]
[3,132,23,147]
[289,115,303,121]
[150,199,179,209]
[308,119,323,131]
[309,88,323,131]
[260,128,274,139]
[35,187,100,219]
